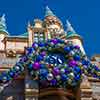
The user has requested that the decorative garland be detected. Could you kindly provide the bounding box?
[0,38,100,89]
[0,56,28,83]
[26,38,100,88]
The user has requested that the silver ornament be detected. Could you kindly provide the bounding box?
[60,68,65,73]
[58,58,63,64]
[48,68,52,72]
[68,79,72,84]
[56,75,61,80]
[15,66,20,71]
[2,77,7,82]
[70,51,75,56]
[70,72,74,76]
[83,65,88,69]
[47,73,54,81]
[78,62,82,66]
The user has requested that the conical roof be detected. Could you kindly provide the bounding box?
[66,20,81,38]
[0,14,9,35]
[45,6,55,17]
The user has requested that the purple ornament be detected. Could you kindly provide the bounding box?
[52,68,60,76]
[95,66,100,71]
[74,45,80,49]
[50,79,57,86]
[20,56,28,62]
[41,51,46,56]
[32,43,38,48]
[33,62,40,70]
[69,60,77,66]
[14,73,19,79]
[51,39,58,44]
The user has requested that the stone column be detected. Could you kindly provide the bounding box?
[24,71,39,100]
[80,75,93,100]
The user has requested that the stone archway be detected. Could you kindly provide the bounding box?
[39,87,80,100]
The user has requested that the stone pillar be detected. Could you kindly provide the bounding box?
[80,75,93,100]
[25,72,39,100]
[74,86,81,100]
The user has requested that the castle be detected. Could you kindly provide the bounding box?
[0,6,100,100]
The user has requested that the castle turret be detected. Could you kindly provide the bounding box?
[28,19,45,46]
[0,14,9,51]
[66,20,85,54]
[44,6,65,39]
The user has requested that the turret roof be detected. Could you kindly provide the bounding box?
[66,20,81,39]
[0,14,9,35]
[45,6,55,17]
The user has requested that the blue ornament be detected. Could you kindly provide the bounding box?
[2,72,7,77]
[74,55,81,61]
[61,74,68,81]
[74,66,81,73]
[57,39,64,43]
[40,64,45,68]
[27,47,35,54]
[36,55,43,61]
[2,74,10,83]
[75,74,80,81]
[65,69,70,74]
[82,60,90,66]
[28,64,33,69]
[70,45,74,50]
[40,69,48,77]
[38,42,45,47]
[64,46,71,53]
[9,71,15,77]
[0,75,2,82]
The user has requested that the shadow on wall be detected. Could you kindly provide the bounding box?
[0,79,25,100]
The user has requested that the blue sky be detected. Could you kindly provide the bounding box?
[0,0,100,57]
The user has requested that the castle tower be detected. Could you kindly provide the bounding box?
[0,14,8,51]
[66,20,85,54]
[33,19,45,42]
[28,19,45,46]
[44,6,65,39]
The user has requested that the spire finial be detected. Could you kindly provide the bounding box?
[27,21,31,27]
[45,6,55,17]
[66,20,76,33]
[0,14,8,34]
[0,14,6,28]
[1,14,6,22]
